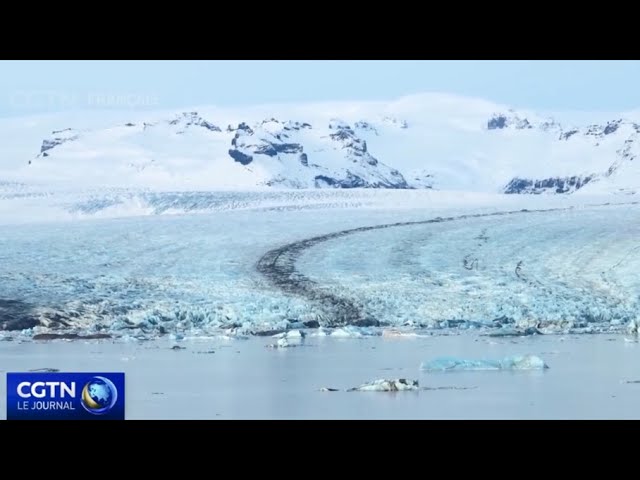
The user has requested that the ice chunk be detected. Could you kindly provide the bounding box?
[499,354,549,370]
[287,321,306,329]
[421,354,549,372]
[421,357,502,371]
[486,327,542,337]
[309,327,329,337]
[382,329,426,338]
[270,330,305,349]
[266,337,296,349]
[215,335,249,340]
[222,328,251,339]
[285,329,305,339]
[331,326,380,338]
[272,329,305,340]
[347,378,419,392]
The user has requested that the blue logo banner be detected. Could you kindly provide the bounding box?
[6,372,125,420]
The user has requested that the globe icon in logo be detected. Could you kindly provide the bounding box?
[81,376,118,415]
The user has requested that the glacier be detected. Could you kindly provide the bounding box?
[0,187,639,339]
[294,201,640,332]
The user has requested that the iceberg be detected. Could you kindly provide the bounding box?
[382,329,427,338]
[330,326,380,338]
[266,337,297,349]
[420,354,549,372]
[347,378,420,392]
[271,329,306,340]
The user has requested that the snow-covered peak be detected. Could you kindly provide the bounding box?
[381,116,408,129]
[225,116,407,189]
[164,111,222,133]
[485,109,563,134]
[0,92,639,195]
[328,118,350,130]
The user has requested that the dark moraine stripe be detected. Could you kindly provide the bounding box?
[256,202,633,327]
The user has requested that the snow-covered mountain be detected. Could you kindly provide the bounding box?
[2,93,640,195]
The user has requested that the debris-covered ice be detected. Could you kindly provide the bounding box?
[347,378,420,392]
[486,327,542,337]
[420,354,549,372]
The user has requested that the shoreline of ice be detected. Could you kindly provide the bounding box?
[1,323,636,346]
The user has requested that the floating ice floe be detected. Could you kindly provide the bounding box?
[217,328,250,340]
[485,327,542,337]
[119,334,140,343]
[330,326,381,338]
[181,335,221,341]
[309,327,330,337]
[420,354,549,372]
[347,378,420,392]
[382,329,428,338]
[272,329,306,340]
[267,330,306,348]
[266,337,298,349]
[216,335,236,341]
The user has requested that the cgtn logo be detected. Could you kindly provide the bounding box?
[6,372,125,420]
